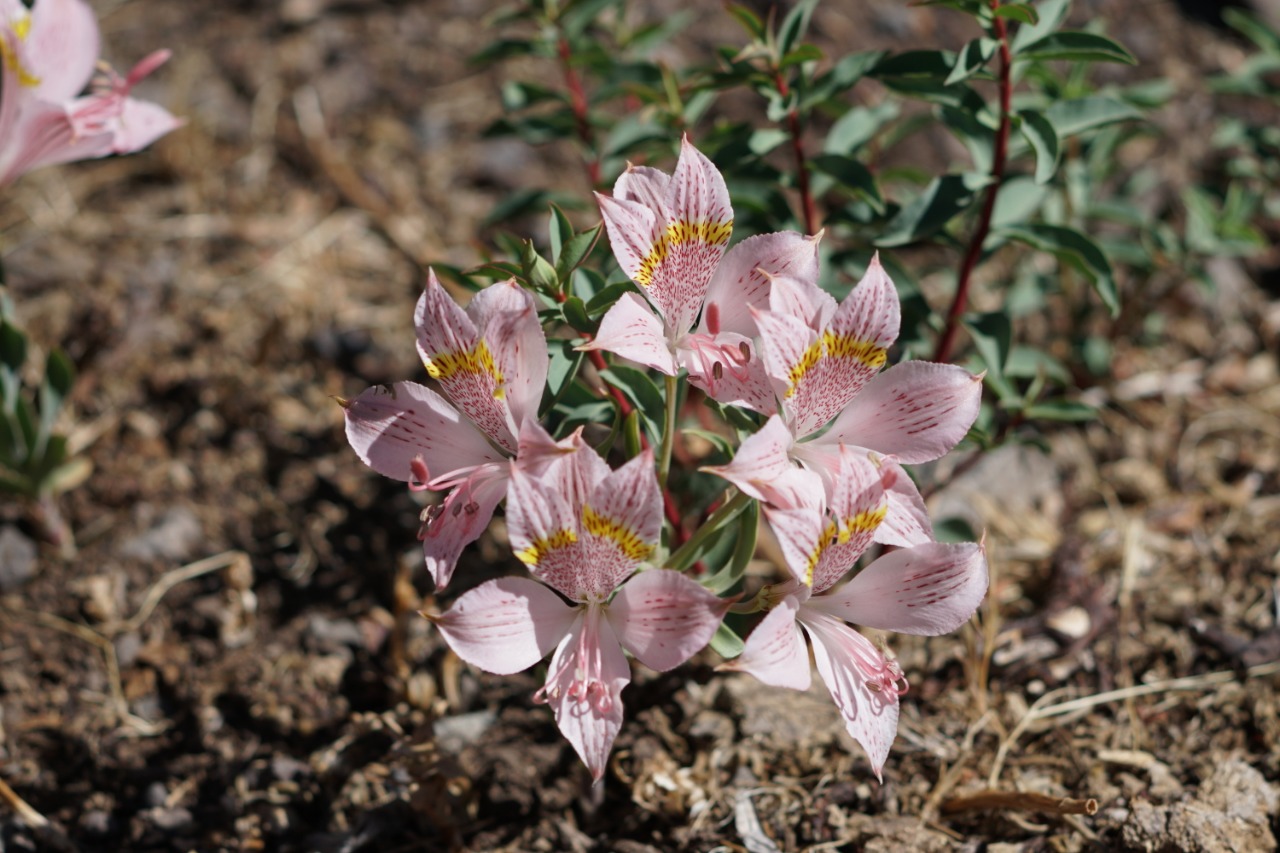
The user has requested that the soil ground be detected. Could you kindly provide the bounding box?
[1,1,1278,851]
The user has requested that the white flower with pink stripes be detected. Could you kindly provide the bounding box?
[0,0,180,185]
[725,448,987,778]
[432,445,729,781]
[707,256,984,545]
[582,136,821,413]
[342,271,550,588]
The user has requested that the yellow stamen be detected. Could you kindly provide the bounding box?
[633,218,733,287]
[786,330,887,398]
[582,505,651,562]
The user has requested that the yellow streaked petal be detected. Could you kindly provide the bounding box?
[514,528,579,566]
[633,218,733,287]
[785,330,888,398]
[423,340,506,399]
[582,504,652,563]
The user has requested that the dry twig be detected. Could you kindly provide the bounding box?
[941,789,1098,817]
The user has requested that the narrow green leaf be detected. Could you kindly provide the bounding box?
[777,0,820,57]
[548,205,574,263]
[562,296,595,334]
[709,622,745,658]
[623,410,643,458]
[823,102,900,155]
[1010,0,1069,53]
[994,4,1038,24]
[780,44,824,68]
[811,153,884,213]
[584,280,637,315]
[540,340,585,418]
[1000,223,1119,315]
[0,319,25,373]
[1221,8,1280,54]
[1018,109,1060,183]
[1043,95,1141,139]
[726,3,766,40]
[1023,399,1098,422]
[600,366,666,446]
[1017,31,1136,65]
[875,173,984,247]
[964,311,1013,380]
[555,224,601,283]
[945,37,996,85]
[748,128,790,156]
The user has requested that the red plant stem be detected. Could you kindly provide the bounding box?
[558,37,601,186]
[773,70,818,235]
[932,3,1013,365]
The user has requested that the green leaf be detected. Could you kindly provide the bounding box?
[41,456,92,498]
[989,176,1050,231]
[873,50,956,79]
[875,173,984,247]
[0,319,25,373]
[1000,223,1119,315]
[1016,31,1136,65]
[1011,0,1069,53]
[748,128,790,156]
[521,241,559,295]
[823,102,900,155]
[1018,109,1060,183]
[1023,399,1098,422]
[1043,95,1141,140]
[964,311,1013,380]
[780,44,824,69]
[548,205,573,263]
[777,0,820,57]
[562,296,595,334]
[600,366,666,446]
[945,37,996,85]
[1221,8,1280,55]
[623,410,643,458]
[540,340,585,418]
[940,105,995,174]
[994,3,1039,25]
[811,153,883,213]
[555,224,601,284]
[37,349,73,449]
[709,622,745,658]
[726,4,766,40]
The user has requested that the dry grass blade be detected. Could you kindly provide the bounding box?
[0,775,49,828]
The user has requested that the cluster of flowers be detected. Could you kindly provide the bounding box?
[0,0,180,187]
[344,138,989,782]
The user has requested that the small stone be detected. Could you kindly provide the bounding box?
[434,709,496,754]
[0,525,37,591]
[1046,605,1092,640]
[120,506,202,562]
[146,806,194,832]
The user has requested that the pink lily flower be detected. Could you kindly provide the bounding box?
[707,256,984,545]
[342,272,550,588]
[724,449,987,778]
[582,136,822,413]
[433,446,730,782]
[0,0,181,186]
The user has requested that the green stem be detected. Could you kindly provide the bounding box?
[666,490,752,572]
[657,373,678,492]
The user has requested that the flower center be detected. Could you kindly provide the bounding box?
[532,603,614,714]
